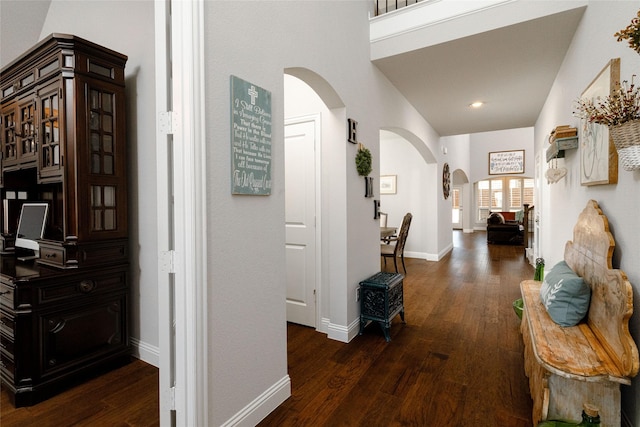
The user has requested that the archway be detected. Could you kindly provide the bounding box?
[379,129,440,260]
[451,168,470,231]
[284,68,351,340]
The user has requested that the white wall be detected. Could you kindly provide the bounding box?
[469,127,535,184]
[0,1,51,66]
[535,2,640,424]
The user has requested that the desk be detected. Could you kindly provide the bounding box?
[380,227,397,239]
[0,256,130,406]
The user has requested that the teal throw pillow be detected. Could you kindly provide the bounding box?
[540,260,591,327]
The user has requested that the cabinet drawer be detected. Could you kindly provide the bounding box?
[39,245,66,267]
[41,295,128,376]
[0,333,15,359]
[0,283,14,308]
[0,311,15,338]
[38,269,127,306]
[0,351,15,381]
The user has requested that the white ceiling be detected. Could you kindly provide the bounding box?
[373,6,587,136]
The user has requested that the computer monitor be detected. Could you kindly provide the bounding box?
[15,203,48,261]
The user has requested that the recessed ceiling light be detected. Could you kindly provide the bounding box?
[470,101,484,108]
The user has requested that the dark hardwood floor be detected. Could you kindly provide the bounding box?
[1,231,533,426]
[1,358,159,426]
[259,231,534,427]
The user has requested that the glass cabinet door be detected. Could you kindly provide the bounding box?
[1,102,18,169]
[37,81,63,180]
[17,95,37,166]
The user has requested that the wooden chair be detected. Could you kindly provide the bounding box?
[379,212,396,244]
[381,213,412,273]
[379,212,388,228]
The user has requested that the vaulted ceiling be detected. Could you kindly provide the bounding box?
[372,5,587,136]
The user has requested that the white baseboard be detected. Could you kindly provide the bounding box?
[327,317,360,343]
[404,251,437,261]
[438,243,453,260]
[220,375,291,427]
[129,338,290,427]
[130,337,160,367]
[319,317,330,334]
[404,244,452,262]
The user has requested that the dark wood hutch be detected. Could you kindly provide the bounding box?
[0,34,130,406]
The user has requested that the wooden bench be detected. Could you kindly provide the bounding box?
[520,200,639,426]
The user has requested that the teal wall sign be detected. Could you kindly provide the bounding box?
[230,75,272,195]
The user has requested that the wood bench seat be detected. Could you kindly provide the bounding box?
[520,201,639,426]
[520,280,628,385]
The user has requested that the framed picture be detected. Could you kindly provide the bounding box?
[380,175,397,194]
[579,58,619,186]
[488,150,524,175]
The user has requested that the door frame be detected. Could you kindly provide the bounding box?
[285,114,322,330]
[156,1,208,425]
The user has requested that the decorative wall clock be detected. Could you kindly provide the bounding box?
[442,163,451,200]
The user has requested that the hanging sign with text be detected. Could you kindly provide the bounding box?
[488,150,525,175]
[230,75,272,195]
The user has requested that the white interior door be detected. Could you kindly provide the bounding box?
[285,117,318,327]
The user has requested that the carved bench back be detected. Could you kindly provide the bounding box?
[564,200,639,378]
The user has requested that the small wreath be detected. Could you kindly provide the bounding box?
[355,146,372,177]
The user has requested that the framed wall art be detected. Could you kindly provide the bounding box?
[230,75,273,195]
[579,58,619,186]
[489,150,524,175]
[380,175,397,194]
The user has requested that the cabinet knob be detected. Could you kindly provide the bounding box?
[79,280,96,293]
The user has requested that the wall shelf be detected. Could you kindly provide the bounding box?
[546,136,578,162]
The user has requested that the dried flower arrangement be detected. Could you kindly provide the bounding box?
[614,9,640,54]
[573,77,640,126]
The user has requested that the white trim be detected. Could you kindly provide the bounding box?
[370,0,513,42]
[319,317,330,334]
[154,1,173,425]
[327,317,360,343]
[174,2,208,425]
[130,338,160,367]
[220,376,291,427]
[158,0,208,425]
[403,247,452,262]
